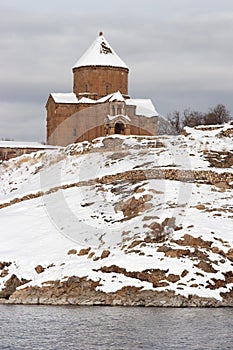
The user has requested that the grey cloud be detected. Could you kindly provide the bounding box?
[0,102,45,142]
[0,8,232,141]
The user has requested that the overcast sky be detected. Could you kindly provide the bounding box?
[0,0,233,142]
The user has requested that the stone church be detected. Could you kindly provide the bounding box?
[46,32,158,146]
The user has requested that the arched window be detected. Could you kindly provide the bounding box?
[106,84,109,94]
[114,122,125,134]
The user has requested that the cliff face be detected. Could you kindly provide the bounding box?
[0,122,232,306]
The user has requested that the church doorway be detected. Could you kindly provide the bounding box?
[114,122,125,134]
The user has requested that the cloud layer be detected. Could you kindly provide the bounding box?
[0,3,233,141]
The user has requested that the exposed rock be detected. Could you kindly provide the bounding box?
[205,151,233,168]
[215,182,230,190]
[6,277,223,307]
[181,270,189,278]
[80,202,94,207]
[195,126,222,132]
[93,256,100,261]
[195,261,218,274]
[1,169,233,211]
[143,218,177,244]
[181,129,191,137]
[149,221,162,232]
[97,265,169,288]
[0,261,11,270]
[0,274,29,299]
[195,204,206,210]
[67,249,77,255]
[78,247,91,256]
[35,265,45,274]
[173,234,212,249]
[223,271,233,284]
[219,128,233,138]
[157,245,171,254]
[144,234,167,244]
[115,194,152,219]
[135,187,145,193]
[164,248,191,258]
[0,269,9,278]
[211,246,224,255]
[226,248,233,262]
[128,240,143,249]
[206,278,226,290]
[220,289,233,307]
[143,215,160,221]
[167,274,180,283]
[100,250,110,259]
[47,263,55,269]
[88,252,95,259]
[161,217,176,228]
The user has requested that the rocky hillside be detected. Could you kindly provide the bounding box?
[0,122,232,306]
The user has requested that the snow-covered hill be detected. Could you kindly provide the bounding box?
[0,122,232,306]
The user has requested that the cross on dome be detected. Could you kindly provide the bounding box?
[73,33,128,69]
[100,41,113,55]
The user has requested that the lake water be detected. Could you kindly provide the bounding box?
[0,305,232,350]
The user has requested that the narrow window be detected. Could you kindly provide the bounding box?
[73,128,77,137]
[106,84,109,94]
[85,84,88,92]
[112,105,115,115]
[117,106,122,115]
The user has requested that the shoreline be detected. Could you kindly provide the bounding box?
[1,277,232,307]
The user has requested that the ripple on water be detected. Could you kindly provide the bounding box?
[0,306,232,350]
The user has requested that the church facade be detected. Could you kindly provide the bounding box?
[46,32,158,146]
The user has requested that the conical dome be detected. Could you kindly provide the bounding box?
[73,32,128,69]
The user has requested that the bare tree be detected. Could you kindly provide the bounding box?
[182,109,204,128]
[166,104,231,134]
[204,104,230,125]
[167,111,182,134]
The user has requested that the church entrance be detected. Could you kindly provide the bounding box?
[114,122,125,134]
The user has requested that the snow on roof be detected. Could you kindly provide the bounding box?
[50,91,158,118]
[73,33,128,69]
[51,93,78,104]
[0,141,56,149]
[126,99,158,118]
[78,97,96,104]
[99,93,157,118]
[106,115,131,122]
[109,91,125,102]
[97,91,125,103]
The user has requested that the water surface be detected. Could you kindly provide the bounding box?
[0,305,232,349]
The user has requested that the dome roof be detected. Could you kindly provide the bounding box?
[73,32,128,69]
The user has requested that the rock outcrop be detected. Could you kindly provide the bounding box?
[5,276,226,307]
[0,274,29,300]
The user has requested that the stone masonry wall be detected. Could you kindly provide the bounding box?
[0,147,52,162]
[46,98,158,146]
[73,66,129,100]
